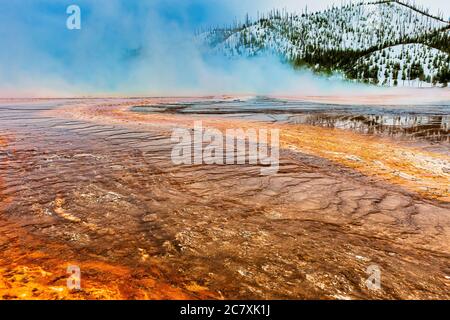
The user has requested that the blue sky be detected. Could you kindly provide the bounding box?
[0,0,448,96]
[0,0,237,95]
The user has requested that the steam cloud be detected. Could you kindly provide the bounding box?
[0,0,393,97]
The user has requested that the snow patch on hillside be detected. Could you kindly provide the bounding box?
[202,1,450,87]
[354,44,449,87]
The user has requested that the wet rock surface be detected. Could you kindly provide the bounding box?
[0,98,449,299]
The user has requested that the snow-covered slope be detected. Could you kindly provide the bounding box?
[203,0,450,87]
[354,43,449,86]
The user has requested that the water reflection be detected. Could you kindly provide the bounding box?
[132,97,450,142]
[290,114,449,142]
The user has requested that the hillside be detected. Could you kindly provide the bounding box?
[202,0,450,87]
